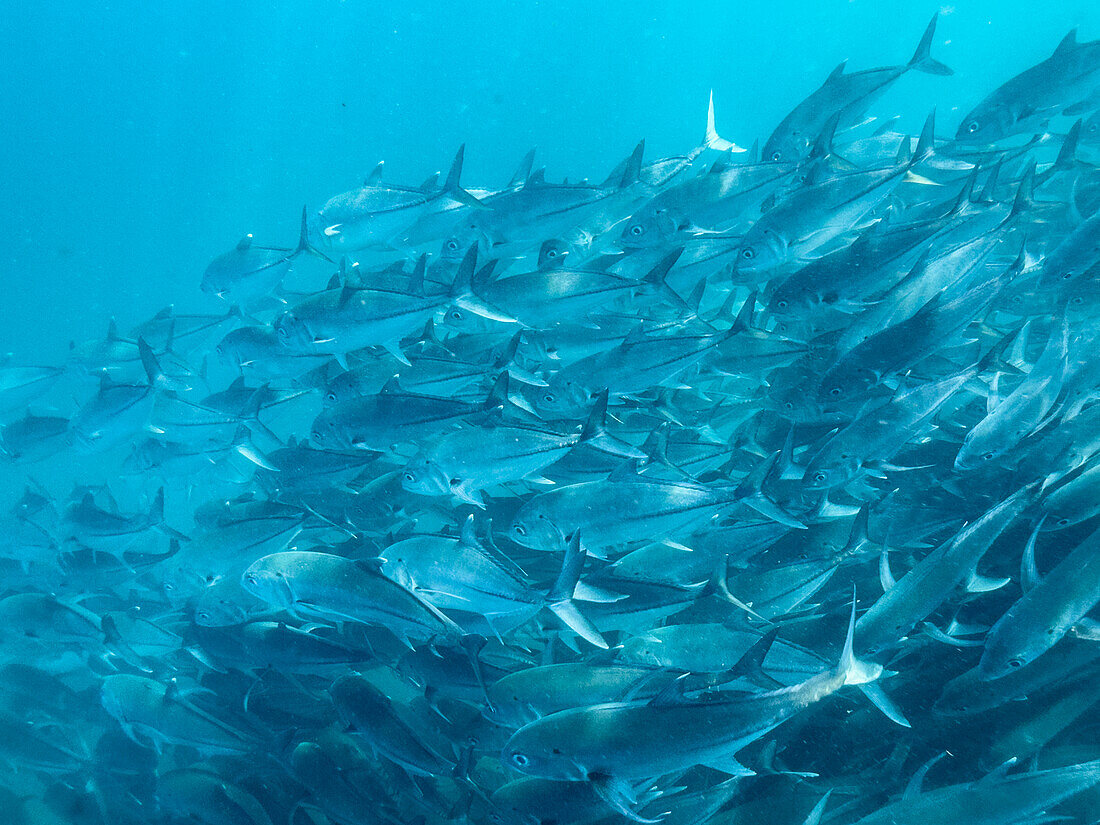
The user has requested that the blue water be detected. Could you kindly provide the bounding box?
[5,2,1100,823]
[3,1,1099,362]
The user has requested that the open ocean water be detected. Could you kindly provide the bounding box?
[1,1,1100,823]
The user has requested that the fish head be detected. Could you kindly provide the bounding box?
[440,303,485,332]
[161,566,209,606]
[200,252,235,298]
[440,235,467,261]
[323,371,368,407]
[241,556,295,609]
[400,456,452,497]
[761,132,811,166]
[954,419,1013,472]
[617,633,668,667]
[502,724,586,781]
[508,503,565,552]
[978,623,1052,682]
[273,312,315,352]
[193,582,251,627]
[801,455,857,493]
[954,103,1015,145]
[310,408,352,450]
[1081,110,1100,150]
[816,363,876,410]
[620,207,679,249]
[122,439,165,474]
[736,226,788,275]
[215,327,267,370]
[533,379,590,419]
[100,674,157,725]
[767,277,814,318]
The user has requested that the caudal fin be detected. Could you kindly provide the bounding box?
[443,145,488,209]
[836,591,884,686]
[294,205,333,262]
[546,532,608,649]
[908,13,953,76]
[704,90,745,153]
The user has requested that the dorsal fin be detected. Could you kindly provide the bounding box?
[106,318,119,341]
[1054,28,1079,57]
[338,284,358,309]
[1054,120,1081,170]
[904,753,947,800]
[826,60,847,82]
[419,172,439,192]
[409,254,427,295]
[443,144,466,194]
[978,159,1003,203]
[508,148,536,187]
[459,514,480,548]
[236,234,253,252]
[608,458,642,482]
[747,139,759,164]
[365,161,384,186]
[912,108,936,163]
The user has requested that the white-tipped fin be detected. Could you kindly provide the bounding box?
[705,91,745,153]
[837,590,883,686]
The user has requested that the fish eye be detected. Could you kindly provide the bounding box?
[326,392,338,403]
[967,121,979,134]
[513,524,527,537]
[1063,271,1075,280]
[828,387,841,397]
[1090,123,1099,134]
[449,309,463,321]
[741,247,756,260]
[1057,517,1070,527]
[1008,658,1023,668]
[403,472,416,483]
[813,471,827,484]
[547,248,558,257]
[511,752,530,767]
[776,299,788,310]
[543,393,555,404]
[770,151,782,161]
[445,239,459,251]
[982,451,994,461]
[630,225,644,236]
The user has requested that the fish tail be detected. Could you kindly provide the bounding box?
[704,90,744,153]
[908,13,953,76]
[546,531,609,649]
[294,205,333,262]
[836,590,884,686]
[444,144,488,209]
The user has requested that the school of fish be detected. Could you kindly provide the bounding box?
[3,14,1100,825]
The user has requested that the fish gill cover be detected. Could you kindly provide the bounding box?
[3,8,1100,825]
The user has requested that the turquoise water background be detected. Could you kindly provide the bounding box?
[3,1,1100,362]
